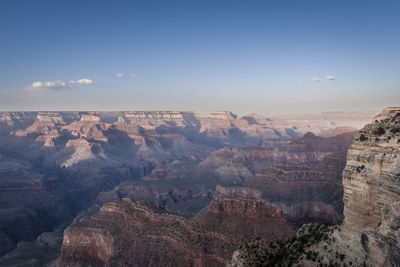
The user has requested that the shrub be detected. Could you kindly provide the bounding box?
[356,165,365,172]
[374,127,385,135]
[390,127,400,134]
[359,134,368,141]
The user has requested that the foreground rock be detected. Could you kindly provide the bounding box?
[343,107,400,266]
[229,107,400,266]
[59,198,296,266]
[228,223,369,267]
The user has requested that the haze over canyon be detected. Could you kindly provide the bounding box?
[2,109,396,266]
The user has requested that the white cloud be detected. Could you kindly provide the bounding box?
[310,77,321,82]
[30,80,67,90]
[116,73,124,78]
[70,78,94,85]
[131,73,137,78]
[326,75,335,80]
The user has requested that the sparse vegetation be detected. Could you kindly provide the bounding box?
[359,134,368,141]
[390,127,400,134]
[236,223,337,266]
[356,165,365,173]
[374,127,385,136]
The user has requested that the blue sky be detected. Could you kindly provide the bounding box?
[0,0,399,114]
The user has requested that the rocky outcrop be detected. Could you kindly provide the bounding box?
[343,107,400,266]
[60,198,296,266]
[229,107,400,266]
[228,223,369,267]
[61,118,109,142]
[12,112,66,147]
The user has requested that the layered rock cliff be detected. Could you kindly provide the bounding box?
[94,131,355,222]
[59,198,295,266]
[343,107,400,266]
[229,107,400,266]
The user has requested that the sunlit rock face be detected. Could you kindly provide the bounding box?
[343,107,400,266]
[11,112,66,147]
[2,110,376,152]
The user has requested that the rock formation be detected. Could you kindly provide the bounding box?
[342,107,400,266]
[59,197,296,266]
[0,110,377,261]
[229,107,400,266]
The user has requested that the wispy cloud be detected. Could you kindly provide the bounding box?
[310,77,321,82]
[131,73,143,78]
[116,73,124,78]
[30,80,67,91]
[70,78,95,85]
[326,75,335,80]
[28,78,94,91]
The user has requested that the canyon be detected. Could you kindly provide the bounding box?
[60,198,296,266]
[229,107,400,267]
[94,130,356,224]
[0,110,380,266]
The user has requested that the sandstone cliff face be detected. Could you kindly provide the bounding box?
[228,107,400,267]
[343,107,400,266]
[60,198,296,267]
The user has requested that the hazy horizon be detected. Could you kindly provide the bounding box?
[0,109,380,117]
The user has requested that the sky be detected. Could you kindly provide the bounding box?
[0,0,399,115]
